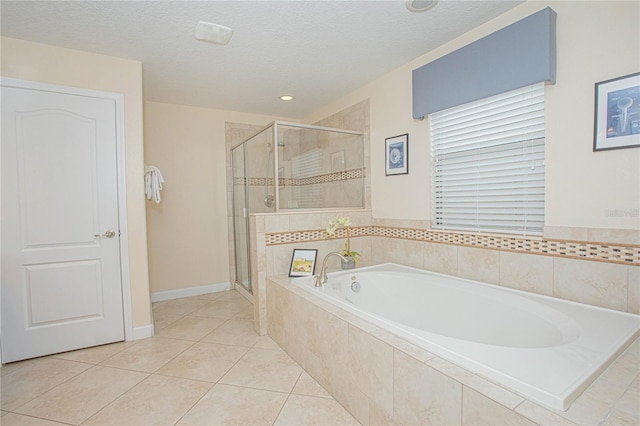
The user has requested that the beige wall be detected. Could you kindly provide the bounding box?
[144,101,287,294]
[303,1,640,232]
[1,37,152,328]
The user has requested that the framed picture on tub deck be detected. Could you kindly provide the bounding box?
[288,249,318,277]
[593,72,640,151]
[385,133,408,175]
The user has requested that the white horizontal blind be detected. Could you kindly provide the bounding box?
[430,83,545,236]
[292,148,322,208]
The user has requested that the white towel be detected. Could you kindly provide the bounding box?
[144,164,165,204]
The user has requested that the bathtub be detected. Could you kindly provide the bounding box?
[292,263,640,411]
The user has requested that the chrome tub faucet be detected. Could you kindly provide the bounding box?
[315,252,349,287]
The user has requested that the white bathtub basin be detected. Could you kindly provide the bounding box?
[293,263,640,411]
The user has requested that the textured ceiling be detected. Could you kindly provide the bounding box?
[0,1,523,118]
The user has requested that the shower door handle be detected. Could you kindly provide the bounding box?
[243,207,248,218]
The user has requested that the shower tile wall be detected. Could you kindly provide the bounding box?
[225,100,370,297]
[312,99,371,209]
[276,126,364,210]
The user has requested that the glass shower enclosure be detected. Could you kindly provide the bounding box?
[231,121,364,293]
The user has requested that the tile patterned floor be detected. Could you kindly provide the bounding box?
[0,290,360,425]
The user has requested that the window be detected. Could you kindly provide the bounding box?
[430,83,545,236]
[292,148,322,208]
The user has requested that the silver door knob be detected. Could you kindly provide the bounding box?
[95,230,116,238]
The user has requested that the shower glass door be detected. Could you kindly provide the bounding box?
[232,126,276,293]
[232,144,250,291]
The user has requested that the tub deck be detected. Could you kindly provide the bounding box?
[266,265,640,425]
[292,263,640,411]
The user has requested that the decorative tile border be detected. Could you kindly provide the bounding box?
[234,168,364,187]
[265,226,640,265]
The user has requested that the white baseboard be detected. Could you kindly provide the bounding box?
[130,324,154,340]
[150,282,232,303]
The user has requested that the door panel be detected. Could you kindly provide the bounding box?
[1,85,125,363]
[25,260,103,326]
[19,110,98,247]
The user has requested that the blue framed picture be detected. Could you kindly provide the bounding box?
[594,72,640,151]
[385,133,408,175]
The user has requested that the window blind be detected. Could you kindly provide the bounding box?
[292,148,322,208]
[430,83,545,236]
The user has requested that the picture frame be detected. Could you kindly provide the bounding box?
[330,150,346,173]
[593,72,640,151]
[385,133,408,175]
[288,249,318,277]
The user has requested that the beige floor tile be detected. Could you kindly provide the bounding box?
[155,316,225,341]
[190,298,252,320]
[0,357,91,411]
[201,318,260,347]
[84,374,212,425]
[152,298,210,316]
[231,305,255,321]
[219,347,302,392]
[292,372,332,399]
[177,383,288,426]
[50,341,135,364]
[0,413,69,425]
[214,290,245,301]
[14,366,147,425]
[274,394,359,425]
[152,311,183,331]
[157,342,249,382]
[253,335,283,351]
[190,291,225,301]
[100,336,193,373]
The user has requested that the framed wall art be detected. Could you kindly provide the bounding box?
[288,249,318,277]
[385,133,408,175]
[593,72,640,151]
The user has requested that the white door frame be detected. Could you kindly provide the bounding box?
[0,77,134,363]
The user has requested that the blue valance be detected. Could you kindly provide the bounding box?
[412,7,557,119]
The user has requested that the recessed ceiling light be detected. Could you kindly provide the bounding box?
[279,95,295,101]
[406,0,438,13]
[195,21,233,45]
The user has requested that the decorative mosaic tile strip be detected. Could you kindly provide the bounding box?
[265,225,640,265]
[233,177,273,186]
[233,168,364,187]
[296,168,364,186]
[266,226,369,245]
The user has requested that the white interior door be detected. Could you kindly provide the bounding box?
[1,83,125,363]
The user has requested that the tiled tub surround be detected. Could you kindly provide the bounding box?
[262,223,640,317]
[267,273,640,425]
[251,213,639,424]
[252,212,639,339]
